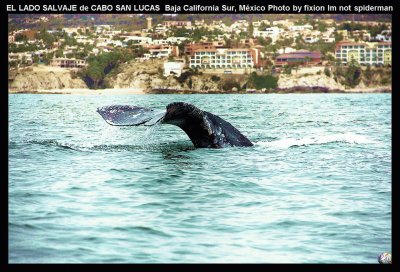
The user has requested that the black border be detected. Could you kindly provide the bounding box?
[2,0,397,270]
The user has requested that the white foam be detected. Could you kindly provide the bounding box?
[257,132,375,149]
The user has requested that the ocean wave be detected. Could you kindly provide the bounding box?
[17,132,375,152]
[256,133,375,148]
[26,139,194,152]
[27,139,92,152]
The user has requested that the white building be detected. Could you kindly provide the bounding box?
[289,24,313,31]
[304,36,319,43]
[375,34,391,42]
[189,48,261,69]
[164,61,185,76]
[149,47,175,58]
[154,25,168,34]
[124,36,152,44]
[50,57,86,68]
[166,37,187,44]
[152,39,169,45]
[253,27,282,43]
[335,41,392,66]
[272,19,293,28]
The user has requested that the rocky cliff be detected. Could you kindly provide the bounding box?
[9,61,390,93]
[9,65,87,93]
[105,59,221,91]
[277,73,345,92]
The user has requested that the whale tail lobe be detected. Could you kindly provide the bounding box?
[97,102,253,148]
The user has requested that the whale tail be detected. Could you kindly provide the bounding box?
[97,102,253,148]
[96,105,165,126]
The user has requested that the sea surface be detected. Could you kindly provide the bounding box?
[8,94,391,263]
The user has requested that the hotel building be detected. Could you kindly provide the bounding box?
[189,48,261,69]
[184,41,225,55]
[335,41,392,66]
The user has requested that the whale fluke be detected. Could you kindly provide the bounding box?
[97,102,253,148]
[96,105,164,126]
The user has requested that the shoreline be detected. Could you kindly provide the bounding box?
[8,86,391,95]
[8,88,146,95]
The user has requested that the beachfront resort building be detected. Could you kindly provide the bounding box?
[335,41,392,66]
[189,48,261,69]
[274,50,322,66]
[184,41,225,55]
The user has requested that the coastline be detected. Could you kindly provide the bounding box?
[8,86,391,95]
[8,87,146,95]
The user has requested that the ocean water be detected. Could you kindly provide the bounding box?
[8,93,391,263]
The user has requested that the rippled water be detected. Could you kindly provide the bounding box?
[9,94,391,263]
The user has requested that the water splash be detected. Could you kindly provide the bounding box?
[256,132,376,149]
[140,121,163,146]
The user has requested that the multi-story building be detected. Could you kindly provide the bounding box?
[335,41,392,66]
[148,45,179,58]
[184,41,224,55]
[275,50,322,66]
[50,58,86,68]
[189,48,261,69]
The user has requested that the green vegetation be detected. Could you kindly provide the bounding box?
[35,29,56,47]
[15,33,28,42]
[176,71,194,84]
[211,75,221,82]
[9,43,42,53]
[221,80,241,91]
[339,22,387,37]
[79,49,135,89]
[333,62,362,87]
[344,63,362,87]
[8,14,392,92]
[246,72,278,89]
[360,65,391,86]
[324,67,331,77]
[257,36,272,46]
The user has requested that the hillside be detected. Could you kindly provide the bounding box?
[8,14,392,31]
